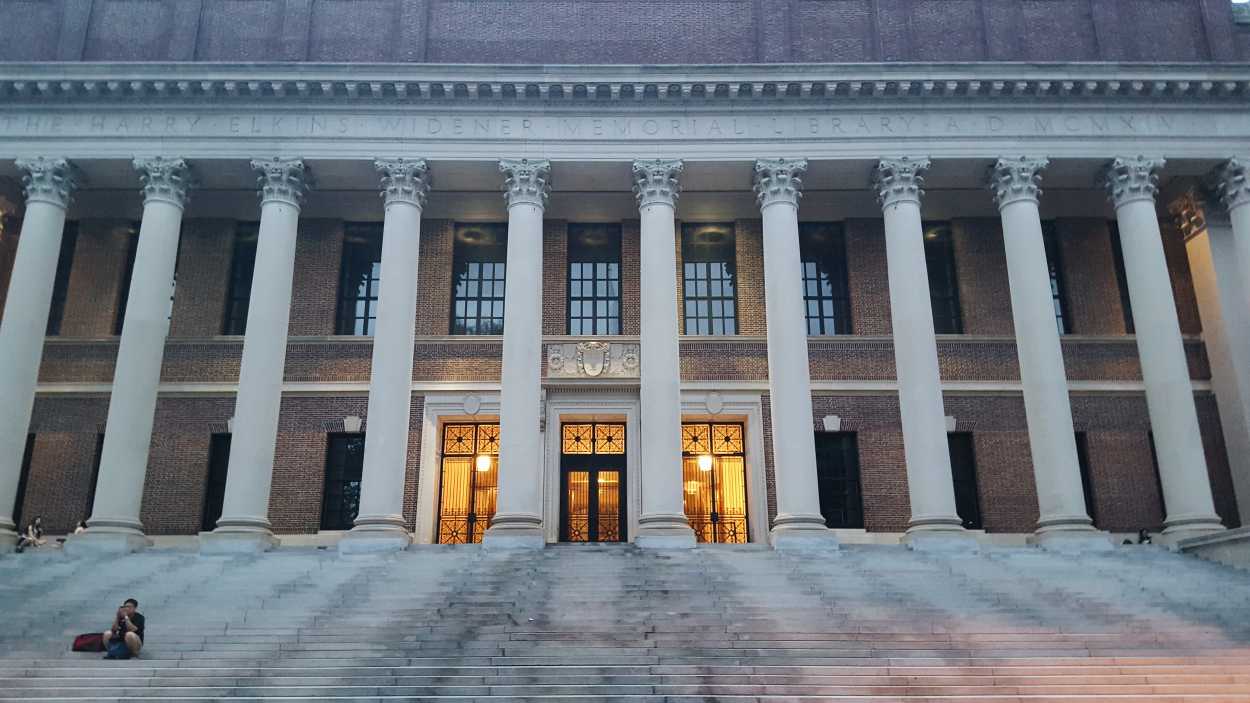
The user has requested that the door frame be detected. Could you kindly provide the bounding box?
[680,391,771,545]
[543,390,640,544]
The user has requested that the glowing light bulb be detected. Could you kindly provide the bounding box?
[697,454,714,472]
[475,455,492,472]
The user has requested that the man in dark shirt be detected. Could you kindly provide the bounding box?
[103,598,144,658]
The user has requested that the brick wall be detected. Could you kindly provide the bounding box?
[170,219,234,338]
[621,220,641,336]
[845,218,891,335]
[951,218,1014,336]
[289,219,343,336]
[415,219,454,336]
[541,220,567,336]
[59,219,134,337]
[1056,218,1129,335]
[734,219,767,336]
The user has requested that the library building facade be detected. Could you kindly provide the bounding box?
[1,0,1249,555]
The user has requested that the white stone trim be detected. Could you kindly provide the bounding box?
[541,391,641,544]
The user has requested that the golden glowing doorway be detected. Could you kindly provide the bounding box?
[436,423,499,544]
[681,422,749,543]
[559,422,626,542]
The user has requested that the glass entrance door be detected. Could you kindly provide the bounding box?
[437,423,500,544]
[681,422,749,543]
[559,423,626,543]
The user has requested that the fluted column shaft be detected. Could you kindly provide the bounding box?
[202,158,309,554]
[754,159,837,549]
[872,157,971,549]
[483,159,549,549]
[990,157,1105,550]
[70,158,192,555]
[341,159,430,554]
[632,160,696,548]
[0,158,78,551]
[1103,156,1223,541]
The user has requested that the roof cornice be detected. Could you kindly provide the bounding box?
[1,62,1248,104]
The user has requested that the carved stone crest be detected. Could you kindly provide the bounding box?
[546,341,641,379]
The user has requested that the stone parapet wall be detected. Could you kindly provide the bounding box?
[0,0,1238,64]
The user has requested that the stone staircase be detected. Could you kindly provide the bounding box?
[1,543,1249,701]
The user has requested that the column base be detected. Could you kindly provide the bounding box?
[903,520,979,553]
[1158,514,1225,546]
[482,513,545,550]
[635,513,697,549]
[199,527,280,555]
[0,526,17,554]
[770,513,840,551]
[338,522,413,555]
[64,528,153,556]
[1028,525,1115,553]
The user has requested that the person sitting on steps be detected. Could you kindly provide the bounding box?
[103,598,144,659]
[14,516,45,553]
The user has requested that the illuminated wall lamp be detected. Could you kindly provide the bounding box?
[697,454,714,472]
[475,454,492,472]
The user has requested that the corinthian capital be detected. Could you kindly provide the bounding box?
[753,158,807,209]
[375,157,431,208]
[134,156,192,209]
[499,158,550,209]
[251,157,310,207]
[1100,156,1165,208]
[16,157,81,209]
[632,159,683,208]
[989,156,1048,209]
[1211,158,1250,212]
[872,156,930,208]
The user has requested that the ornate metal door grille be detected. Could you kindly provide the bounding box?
[437,423,500,544]
[559,422,626,543]
[681,422,749,543]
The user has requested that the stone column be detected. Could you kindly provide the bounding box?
[632,160,696,548]
[0,158,78,553]
[872,157,974,551]
[68,158,192,555]
[1101,156,1223,542]
[201,158,309,554]
[753,159,838,550]
[482,158,550,549]
[1214,158,1250,315]
[340,158,431,554]
[989,157,1108,551]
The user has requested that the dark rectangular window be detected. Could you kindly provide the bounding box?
[112,225,140,335]
[682,223,737,335]
[321,433,365,531]
[814,432,864,529]
[1074,432,1097,526]
[1041,223,1071,335]
[201,434,231,533]
[46,222,78,336]
[948,432,982,530]
[222,223,258,335]
[335,224,384,336]
[924,223,963,334]
[451,224,507,335]
[13,434,35,529]
[799,223,852,335]
[567,224,622,335]
[84,434,104,521]
[1109,223,1135,334]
